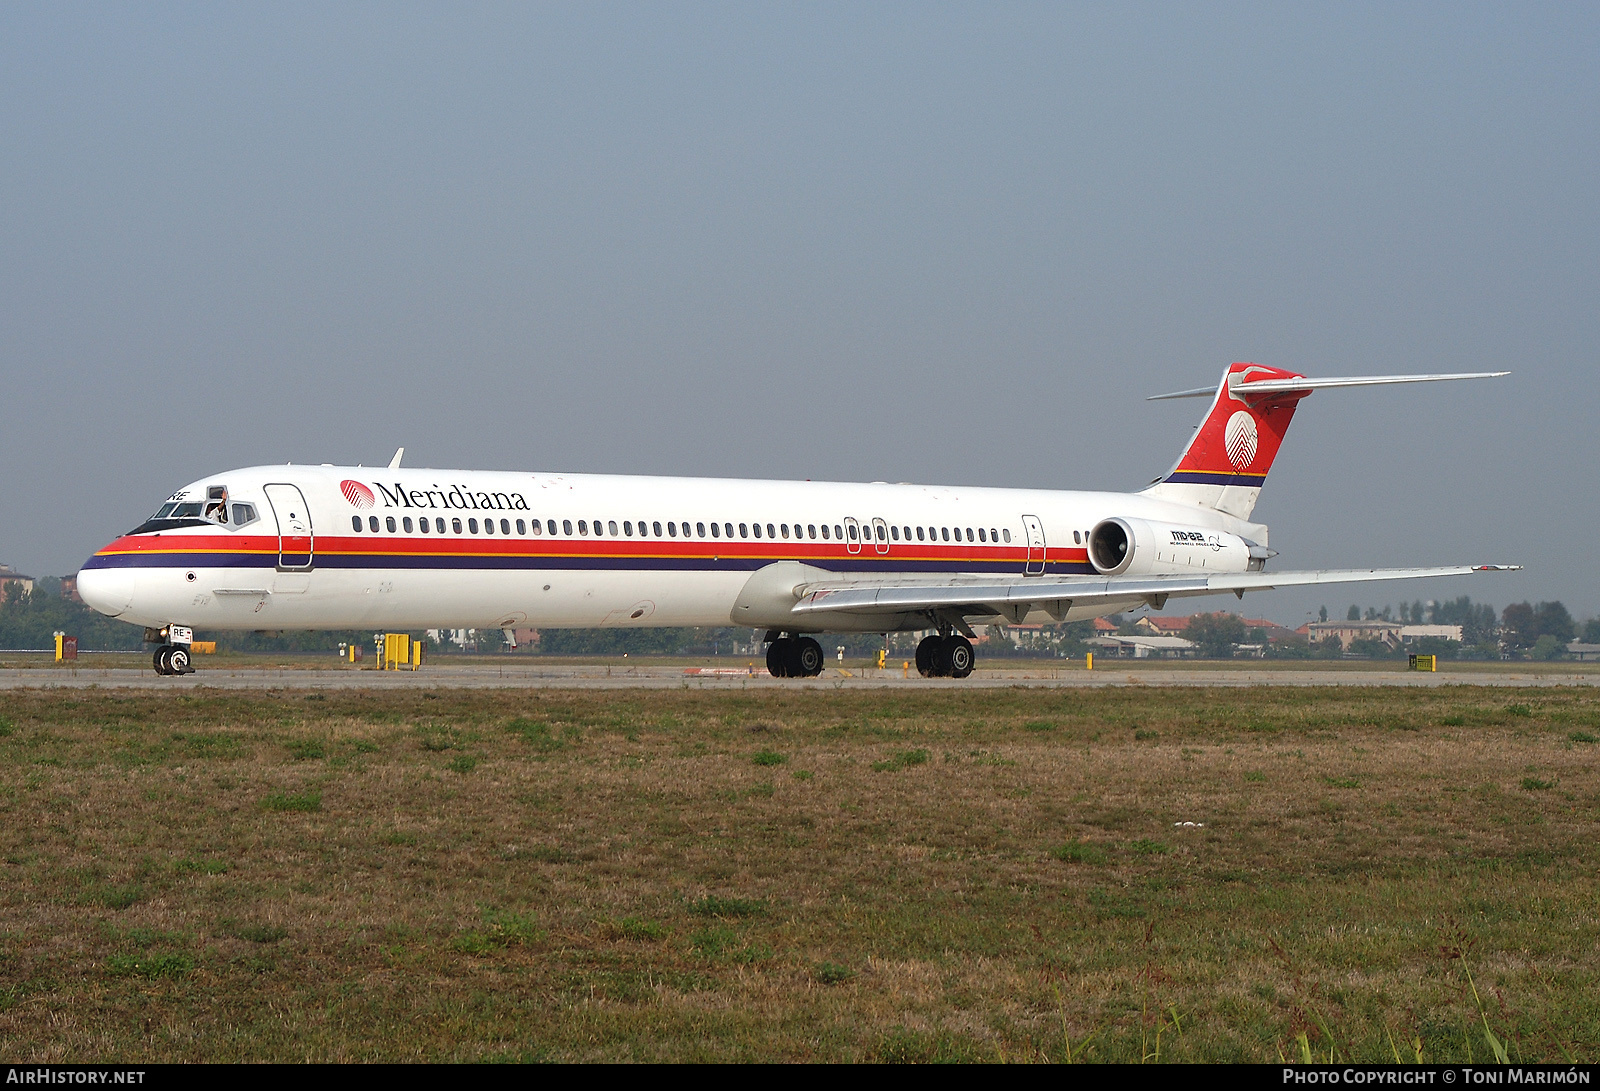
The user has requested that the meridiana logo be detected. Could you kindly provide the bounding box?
[1224,411,1258,470]
[340,480,376,508]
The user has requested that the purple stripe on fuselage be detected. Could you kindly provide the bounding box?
[82,550,1096,576]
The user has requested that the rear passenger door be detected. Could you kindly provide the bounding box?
[1021,514,1046,576]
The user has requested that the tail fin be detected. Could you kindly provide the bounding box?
[1143,363,1508,520]
[1143,363,1307,520]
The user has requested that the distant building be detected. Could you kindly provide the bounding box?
[0,565,34,600]
[1133,616,1193,636]
[1566,643,1600,662]
[1307,620,1403,650]
[60,574,82,603]
[1399,624,1463,644]
[1087,634,1196,659]
[1135,613,1296,642]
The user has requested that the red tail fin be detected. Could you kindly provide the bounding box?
[1145,363,1310,520]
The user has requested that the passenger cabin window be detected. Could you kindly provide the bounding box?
[652,521,663,537]
[609,520,618,536]
[436,518,446,534]
[821,525,830,539]
[419,517,430,534]
[452,518,463,534]
[369,516,380,532]
[563,519,573,536]
[1003,529,1011,543]
[352,516,362,532]
[484,518,494,534]
[710,522,720,538]
[577,520,587,535]
[404,517,414,532]
[916,527,924,540]
[752,523,762,539]
[667,522,677,538]
[502,519,511,535]
[387,516,397,533]
[808,525,817,539]
[516,519,525,534]
[724,523,734,538]
[469,518,479,534]
[697,522,706,537]
[739,523,748,538]
[547,519,557,535]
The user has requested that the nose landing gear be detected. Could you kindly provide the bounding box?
[145,625,196,676]
[152,644,194,676]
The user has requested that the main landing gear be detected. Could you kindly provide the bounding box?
[916,634,975,679]
[152,644,193,676]
[765,634,824,678]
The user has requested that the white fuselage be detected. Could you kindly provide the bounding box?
[77,465,1266,635]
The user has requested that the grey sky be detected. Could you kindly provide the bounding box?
[2,3,1594,625]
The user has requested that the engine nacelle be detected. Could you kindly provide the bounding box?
[1087,517,1269,577]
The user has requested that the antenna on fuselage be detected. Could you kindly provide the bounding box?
[388,447,405,469]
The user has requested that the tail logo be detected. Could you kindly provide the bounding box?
[340,480,376,508]
[1224,411,1259,470]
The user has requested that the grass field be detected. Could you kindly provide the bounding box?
[1,685,1597,1062]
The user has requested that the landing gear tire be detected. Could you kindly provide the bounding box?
[915,636,939,677]
[945,636,975,679]
[766,639,792,678]
[168,646,191,675]
[153,647,171,675]
[794,637,824,678]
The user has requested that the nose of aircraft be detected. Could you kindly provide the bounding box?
[76,563,137,618]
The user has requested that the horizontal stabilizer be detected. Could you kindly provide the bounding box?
[790,565,1520,620]
[1149,371,1509,401]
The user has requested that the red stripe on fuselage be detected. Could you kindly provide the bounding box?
[96,531,1091,567]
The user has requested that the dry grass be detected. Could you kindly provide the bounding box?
[0,685,1597,1062]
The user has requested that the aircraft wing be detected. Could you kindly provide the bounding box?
[790,565,1519,623]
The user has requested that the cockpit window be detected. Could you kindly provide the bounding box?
[231,503,258,527]
[130,496,221,536]
[204,486,226,522]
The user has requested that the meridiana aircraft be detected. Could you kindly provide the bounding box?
[77,363,1515,678]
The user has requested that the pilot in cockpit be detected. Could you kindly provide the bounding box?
[204,485,229,524]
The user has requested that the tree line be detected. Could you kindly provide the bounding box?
[1,578,1594,662]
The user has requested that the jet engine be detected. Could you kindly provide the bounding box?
[1087,517,1271,577]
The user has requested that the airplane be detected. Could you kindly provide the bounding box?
[76,362,1516,678]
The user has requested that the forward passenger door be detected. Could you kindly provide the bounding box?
[265,484,314,570]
